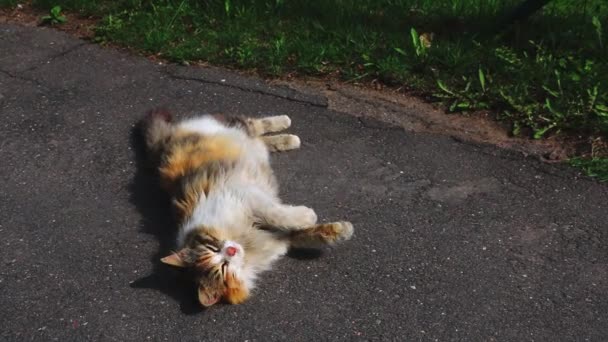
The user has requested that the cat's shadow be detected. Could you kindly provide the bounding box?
[127,123,322,314]
[127,123,205,315]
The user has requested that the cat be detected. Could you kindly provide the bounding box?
[141,108,354,307]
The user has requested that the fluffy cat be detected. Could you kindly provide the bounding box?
[141,108,354,307]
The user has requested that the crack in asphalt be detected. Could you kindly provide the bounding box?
[162,69,328,108]
[0,43,89,93]
[18,42,89,74]
[356,116,406,131]
[0,68,50,91]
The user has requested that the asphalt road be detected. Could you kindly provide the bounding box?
[1,24,607,341]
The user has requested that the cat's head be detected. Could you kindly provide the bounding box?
[160,227,249,307]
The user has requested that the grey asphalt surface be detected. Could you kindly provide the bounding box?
[1,24,607,342]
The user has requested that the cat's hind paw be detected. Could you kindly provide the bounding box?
[249,115,292,136]
[262,134,301,152]
[269,115,291,132]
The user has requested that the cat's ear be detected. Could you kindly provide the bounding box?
[198,285,222,307]
[160,250,189,268]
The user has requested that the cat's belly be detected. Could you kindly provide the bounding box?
[179,116,227,135]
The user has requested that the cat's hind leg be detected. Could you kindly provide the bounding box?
[289,222,354,248]
[261,134,301,152]
[247,115,291,136]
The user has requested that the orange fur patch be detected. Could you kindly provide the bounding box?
[223,272,249,304]
[159,131,241,190]
[173,176,210,221]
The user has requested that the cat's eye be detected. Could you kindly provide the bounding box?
[204,244,220,253]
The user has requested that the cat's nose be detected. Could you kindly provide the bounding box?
[225,246,237,257]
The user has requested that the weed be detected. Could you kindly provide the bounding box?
[592,16,603,49]
[409,28,428,58]
[41,5,66,25]
[0,0,19,7]
[570,157,608,182]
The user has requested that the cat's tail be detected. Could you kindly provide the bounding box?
[289,221,354,248]
[142,107,174,156]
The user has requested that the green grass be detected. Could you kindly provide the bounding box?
[0,0,19,6]
[570,157,608,182]
[4,0,608,181]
